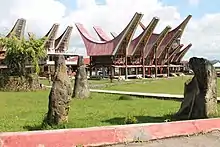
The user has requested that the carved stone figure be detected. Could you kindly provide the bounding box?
[175,57,218,119]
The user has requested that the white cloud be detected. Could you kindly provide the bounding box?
[0,0,220,60]
[189,0,200,6]
[188,0,200,6]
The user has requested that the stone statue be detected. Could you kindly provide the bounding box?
[46,55,72,125]
[175,57,218,119]
[73,56,90,98]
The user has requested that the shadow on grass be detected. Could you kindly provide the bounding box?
[103,114,178,125]
[23,117,68,131]
[23,123,68,131]
[23,125,43,131]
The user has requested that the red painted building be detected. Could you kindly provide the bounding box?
[75,12,192,79]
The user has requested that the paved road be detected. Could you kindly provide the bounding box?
[109,131,220,147]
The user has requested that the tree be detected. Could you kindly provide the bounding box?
[0,34,47,76]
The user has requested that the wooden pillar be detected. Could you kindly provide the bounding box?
[89,66,92,77]
[136,67,138,76]
[111,67,115,76]
[160,67,163,74]
[155,63,158,78]
[167,51,170,78]
[47,65,50,75]
[142,57,145,78]
[109,66,113,83]
[125,57,128,80]
[148,67,151,75]
[95,68,98,76]
[102,67,105,78]
[154,47,158,78]
[48,65,51,84]
[90,56,92,77]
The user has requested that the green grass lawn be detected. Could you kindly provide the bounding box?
[104,76,220,96]
[0,90,184,132]
[104,76,190,95]
[1,76,220,132]
[40,76,220,96]
[39,78,111,86]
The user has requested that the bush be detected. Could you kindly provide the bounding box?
[0,74,43,91]
[124,115,138,124]
[119,95,133,100]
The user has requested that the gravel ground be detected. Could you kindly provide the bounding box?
[108,130,220,147]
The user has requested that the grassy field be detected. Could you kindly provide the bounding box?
[40,76,220,96]
[0,90,183,132]
[39,78,112,86]
[104,76,220,96]
[1,76,220,132]
[104,76,190,94]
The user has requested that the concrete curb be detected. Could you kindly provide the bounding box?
[0,118,220,147]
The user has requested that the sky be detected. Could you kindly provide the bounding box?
[0,0,220,60]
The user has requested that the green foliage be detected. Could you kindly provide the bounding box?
[0,74,42,92]
[0,34,47,76]
[124,115,138,124]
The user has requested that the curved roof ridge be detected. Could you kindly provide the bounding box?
[75,23,106,44]
[75,12,143,56]
[144,26,172,62]
[93,26,112,41]
[157,29,182,64]
[175,43,192,62]
[131,17,160,56]
[140,15,192,37]
[161,44,184,65]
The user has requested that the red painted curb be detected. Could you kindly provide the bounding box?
[0,118,220,147]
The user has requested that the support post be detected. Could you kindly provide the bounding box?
[110,66,113,83]
[154,47,158,78]
[89,56,92,77]
[89,67,92,77]
[148,67,151,76]
[102,67,105,78]
[142,56,145,78]
[167,61,170,78]
[47,65,51,84]
[160,67,163,74]
[125,57,128,80]
[95,68,98,77]
[167,48,170,78]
